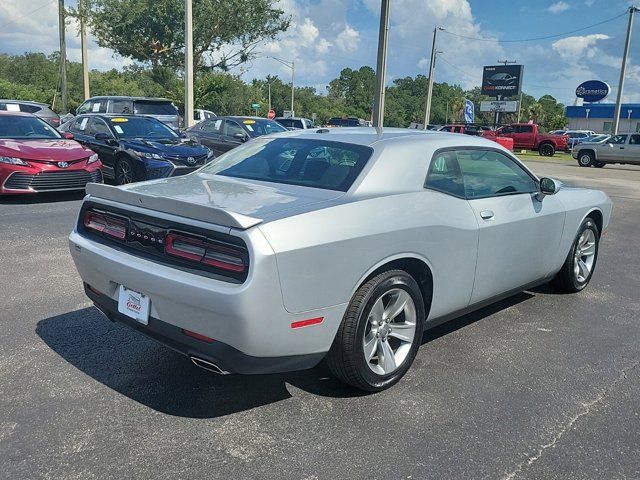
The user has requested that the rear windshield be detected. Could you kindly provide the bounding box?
[0,115,61,139]
[201,138,373,191]
[109,117,178,139]
[133,101,178,116]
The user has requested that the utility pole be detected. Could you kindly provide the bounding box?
[423,26,444,129]
[58,0,68,113]
[372,0,390,127]
[268,83,271,112]
[290,61,295,116]
[612,6,639,135]
[184,0,194,128]
[79,0,90,99]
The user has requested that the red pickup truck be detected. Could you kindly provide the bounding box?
[483,123,568,156]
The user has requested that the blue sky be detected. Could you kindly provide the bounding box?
[1,0,638,105]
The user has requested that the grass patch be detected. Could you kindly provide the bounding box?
[514,151,575,163]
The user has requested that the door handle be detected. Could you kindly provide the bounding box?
[480,210,494,220]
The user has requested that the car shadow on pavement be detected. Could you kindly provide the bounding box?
[37,293,534,419]
[36,307,366,419]
[0,191,86,204]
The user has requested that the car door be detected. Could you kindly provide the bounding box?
[454,149,565,304]
[86,117,119,176]
[624,134,640,164]
[191,118,223,153]
[220,119,247,153]
[498,125,519,146]
[601,134,629,162]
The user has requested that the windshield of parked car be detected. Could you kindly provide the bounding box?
[200,138,373,191]
[109,117,178,139]
[0,115,61,139]
[133,101,178,116]
[241,119,287,137]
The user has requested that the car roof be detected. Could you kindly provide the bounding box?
[257,126,494,147]
[82,96,173,102]
[0,110,36,117]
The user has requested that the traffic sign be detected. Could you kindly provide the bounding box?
[251,103,260,109]
[267,109,276,120]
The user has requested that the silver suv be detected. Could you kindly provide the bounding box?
[0,100,60,127]
[75,96,180,129]
[573,133,640,167]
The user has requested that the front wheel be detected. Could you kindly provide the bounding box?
[539,143,555,156]
[552,217,599,293]
[115,157,135,185]
[578,151,595,167]
[326,270,425,392]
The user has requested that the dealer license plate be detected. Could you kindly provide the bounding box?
[117,285,150,325]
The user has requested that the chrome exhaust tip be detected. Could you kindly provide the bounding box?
[190,356,230,375]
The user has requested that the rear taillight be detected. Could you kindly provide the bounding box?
[165,232,246,273]
[83,210,127,240]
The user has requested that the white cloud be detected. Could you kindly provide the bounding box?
[547,1,571,13]
[315,38,333,54]
[552,34,610,60]
[298,18,320,45]
[335,25,360,53]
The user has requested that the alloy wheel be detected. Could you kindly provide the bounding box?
[574,229,596,283]
[117,161,133,184]
[363,288,417,375]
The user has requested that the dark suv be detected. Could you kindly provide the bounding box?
[0,100,60,127]
[75,96,180,129]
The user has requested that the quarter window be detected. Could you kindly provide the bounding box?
[424,151,465,197]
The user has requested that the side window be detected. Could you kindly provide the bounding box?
[201,118,222,133]
[224,120,245,137]
[501,125,516,134]
[70,116,90,133]
[424,151,465,198]
[629,135,640,145]
[88,100,108,113]
[294,120,304,129]
[87,118,112,136]
[76,102,90,114]
[519,125,534,133]
[457,150,537,198]
[609,134,628,145]
[108,99,133,114]
[19,104,41,113]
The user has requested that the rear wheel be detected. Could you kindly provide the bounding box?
[539,143,555,156]
[552,217,599,293]
[326,270,425,392]
[115,157,135,185]
[578,151,595,167]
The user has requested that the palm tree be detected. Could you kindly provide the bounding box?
[527,103,545,124]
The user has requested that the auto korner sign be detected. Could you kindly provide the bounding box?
[575,80,610,103]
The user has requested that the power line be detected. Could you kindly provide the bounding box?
[442,11,627,43]
[0,0,57,30]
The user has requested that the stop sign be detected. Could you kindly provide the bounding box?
[267,109,276,120]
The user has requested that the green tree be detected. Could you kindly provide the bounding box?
[85,0,290,70]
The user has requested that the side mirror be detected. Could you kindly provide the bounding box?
[69,108,77,116]
[233,132,248,142]
[537,177,561,201]
[62,132,74,140]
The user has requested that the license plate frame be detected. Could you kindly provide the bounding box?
[117,285,150,325]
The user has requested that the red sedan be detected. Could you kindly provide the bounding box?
[0,112,103,195]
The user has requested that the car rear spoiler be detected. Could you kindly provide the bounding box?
[85,183,262,230]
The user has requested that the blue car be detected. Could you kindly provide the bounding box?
[59,114,214,184]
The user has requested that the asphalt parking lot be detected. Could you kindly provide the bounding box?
[1,158,639,480]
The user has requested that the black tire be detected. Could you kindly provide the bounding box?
[115,157,136,185]
[594,161,605,168]
[551,217,599,293]
[539,143,555,156]
[577,150,595,167]
[326,269,425,392]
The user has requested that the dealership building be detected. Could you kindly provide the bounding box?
[565,103,640,133]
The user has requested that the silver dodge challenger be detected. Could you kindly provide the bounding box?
[69,128,612,391]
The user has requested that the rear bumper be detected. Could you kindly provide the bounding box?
[69,228,345,371]
[86,285,325,374]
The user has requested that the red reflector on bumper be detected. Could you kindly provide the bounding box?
[182,329,215,343]
[291,317,324,329]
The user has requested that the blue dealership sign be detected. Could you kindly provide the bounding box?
[576,80,610,103]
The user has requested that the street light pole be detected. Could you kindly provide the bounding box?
[372,0,390,127]
[184,0,194,128]
[265,57,294,116]
[612,5,639,135]
[57,0,68,113]
[423,27,444,129]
